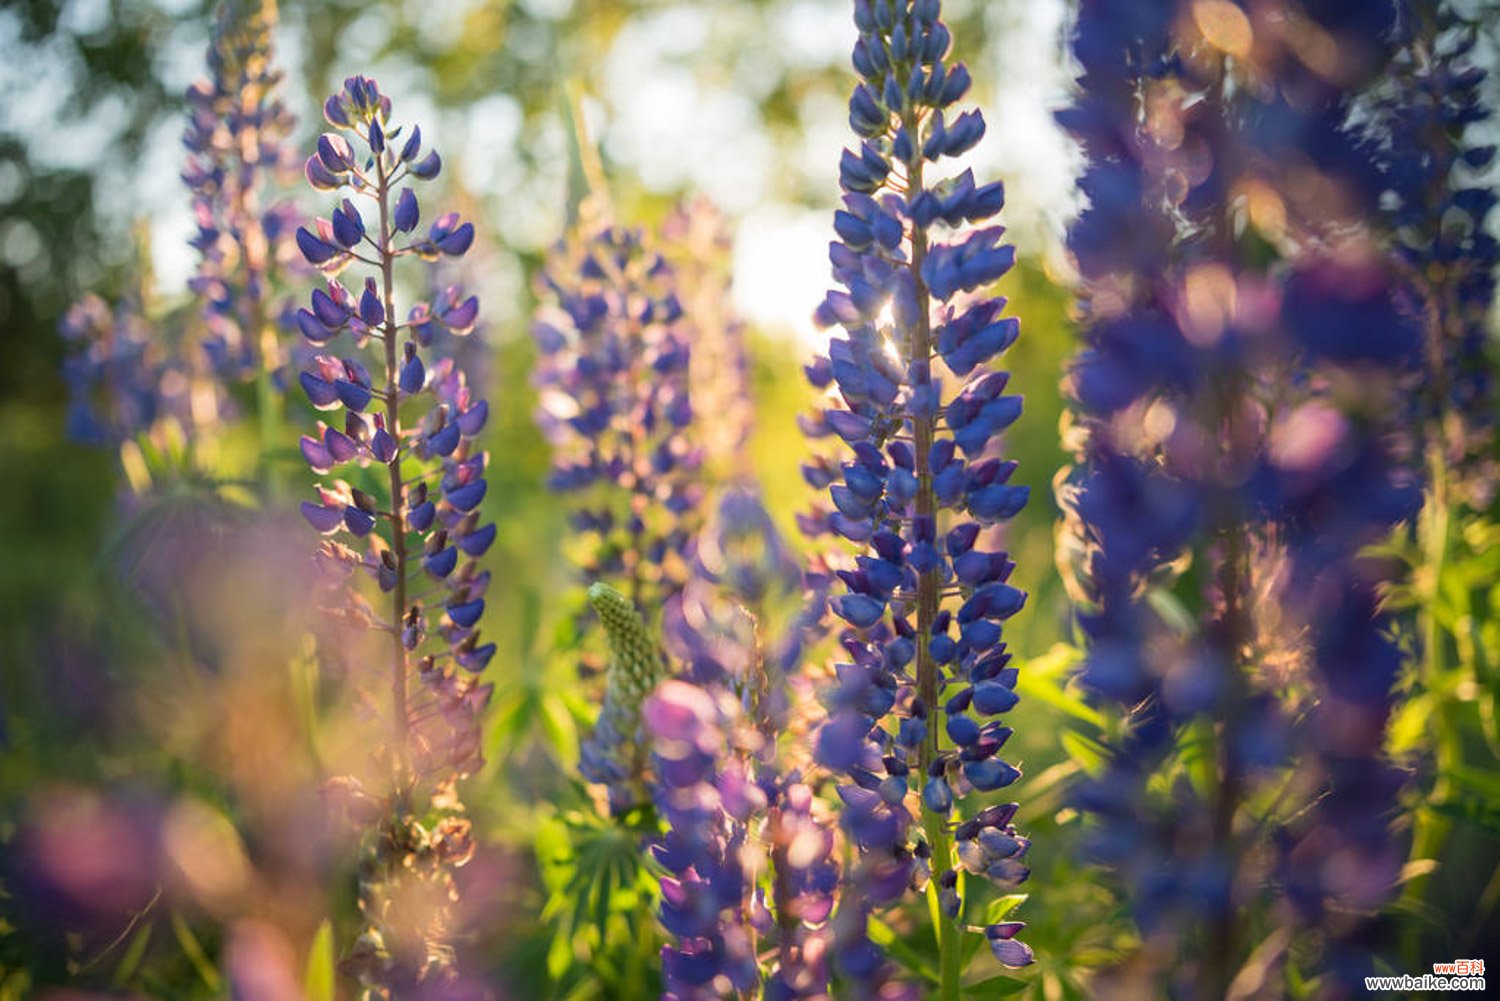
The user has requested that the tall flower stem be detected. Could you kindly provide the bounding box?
[809,1,1036,990]
[1406,436,1455,913]
[903,111,962,1001]
[1202,369,1251,996]
[1205,528,1246,998]
[376,156,411,789]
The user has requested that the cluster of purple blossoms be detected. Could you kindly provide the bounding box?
[1056,1,1423,992]
[662,198,756,483]
[1380,0,1497,500]
[533,219,703,612]
[645,671,839,999]
[799,0,1035,991]
[293,75,493,994]
[652,199,814,694]
[664,487,805,692]
[181,0,301,389]
[539,192,844,993]
[62,0,300,453]
[59,291,173,447]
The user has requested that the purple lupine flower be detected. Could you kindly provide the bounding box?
[653,202,816,693]
[1057,2,1420,993]
[801,0,1035,989]
[533,219,703,612]
[663,487,807,689]
[661,198,756,484]
[181,0,301,389]
[647,487,837,998]
[645,680,761,998]
[62,1,297,460]
[644,679,839,1000]
[59,292,175,448]
[1379,0,1497,502]
[294,75,493,994]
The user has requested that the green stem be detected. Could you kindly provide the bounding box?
[1204,525,1247,998]
[376,150,411,793]
[903,105,961,1001]
[923,811,962,1001]
[1198,355,1250,997]
[1402,439,1456,959]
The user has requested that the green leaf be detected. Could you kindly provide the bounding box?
[1388,692,1434,755]
[966,974,1029,998]
[170,911,220,991]
[547,918,575,981]
[518,585,544,658]
[986,894,1028,923]
[542,692,581,769]
[109,922,153,988]
[1014,644,1103,729]
[1448,765,1500,800]
[1428,796,1500,837]
[303,920,335,1001]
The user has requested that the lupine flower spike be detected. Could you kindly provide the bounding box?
[1377,0,1500,931]
[62,0,297,474]
[295,76,493,995]
[1056,2,1420,993]
[803,1,1035,995]
[60,289,172,450]
[182,0,300,397]
[533,217,703,613]
[579,581,669,815]
[1381,0,1497,500]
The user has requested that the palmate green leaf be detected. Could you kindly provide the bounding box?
[561,818,649,940]
[538,803,660,995]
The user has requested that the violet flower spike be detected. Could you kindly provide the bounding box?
[532,219,703,613]
[182,0,301,407]
[294,75,493,994]
[1056,2,1420,993]
[802,1,1035,995]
